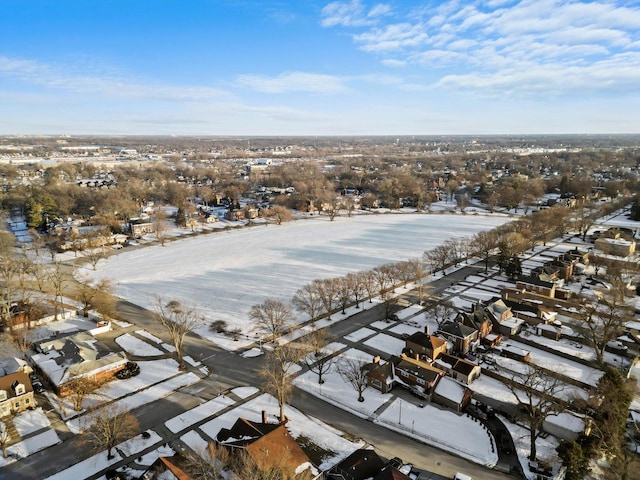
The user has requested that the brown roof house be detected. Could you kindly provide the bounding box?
[433,353,481,385]
[364,357,395,394]
[215,416,315,479]
[436,322,479,355]
[139,455,192,480]
[393,354,445,399]
[431,376,473,412]
[327,448,386,480]
[484,299,525,337]
[404,331,447,361]
[0,372,36,417]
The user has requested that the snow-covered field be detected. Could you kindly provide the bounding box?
[77,214,508,347]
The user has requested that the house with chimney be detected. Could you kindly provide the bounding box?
[215,416,315,479]
[436,322,478,355]
[403,331,447,361]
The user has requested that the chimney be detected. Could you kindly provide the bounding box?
[262,410,268,424]
[373,355,380,365]
[424,325,430,335]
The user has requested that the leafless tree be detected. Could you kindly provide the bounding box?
[66,375,105,412]
[153,208,169,246]
[184,442,227,480]
[82,227,111,270]
[313,278,339,320]
[250,299,293,344]
[360,270,377,303]
[75,279,113,317]
[0,421,9,458]
[46,261,69,321]
[0,231,19,328]
[321,195,342,221]
[423,244,451,275]
[405,259,430,304]
[262,205,293,225]
[81,404,140,459]
[291,283,323,323]
[260,344,307,423]
[304,325,333,384]
[335,277,353,315]
[577,291,632,365]
[503,364,566,462]
[153,298,203,370]
[425,299,458,328]
[345,271,366,309]
[338,357,369,402]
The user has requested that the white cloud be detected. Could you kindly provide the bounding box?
[235,71,350,94]
[322,0,640,96]
[321,0,390,27]
[355,22,428,52]
[0,55,230,102]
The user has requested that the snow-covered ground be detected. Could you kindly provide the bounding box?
[77,214,508,349]
[294,346,498,466]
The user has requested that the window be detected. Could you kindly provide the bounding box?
[14,401,20,409]
[0,390,6,401]
[25,398,30,405]
[15,384,25,395]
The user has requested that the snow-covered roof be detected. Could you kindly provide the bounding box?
[434,376,467,404]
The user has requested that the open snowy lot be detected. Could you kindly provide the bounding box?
[78,214,508,346]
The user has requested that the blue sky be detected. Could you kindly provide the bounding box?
[1,0,639,135]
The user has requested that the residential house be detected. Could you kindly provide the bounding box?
[129,218,155,237]
[327,448,386,480]
[516,275,556,298]
[431,376,473,412]
[404,331,447,361]
[364,357,395,394]
[139,455,192,480]
[0,372,35,417]
[499,344,531,363]
[459,305,493,339]
[484,298,525,337]
[595,234,636,256]
[535,323,562,341]
[215,416,314,478]
[437,322,478,355]
[31,331,128,396]
[393,354,445,398]
[433,353,481,385]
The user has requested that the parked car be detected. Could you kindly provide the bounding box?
[31,380,45,393]
[115,362,140,380]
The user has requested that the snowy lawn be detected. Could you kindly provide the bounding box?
[507,340,604,385]
[165,395,235,433]
[345,327,377,342]
[135,330,163,344]
[115,333,164,356]
[77,214,508,349]
[363,333,405,357]
[295,347,498,466]
[388,323,420,336]
[0,430,60,468]
[375,399,498,466]
[12,408,51,436]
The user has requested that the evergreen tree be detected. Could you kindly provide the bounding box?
[25,198,43,229]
